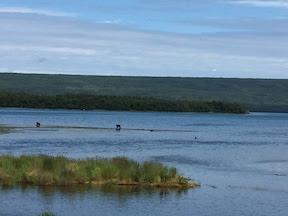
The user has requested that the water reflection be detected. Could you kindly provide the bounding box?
[1,184,190,200]
[52,184,188,199]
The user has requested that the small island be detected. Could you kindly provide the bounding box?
[0,155,200,188]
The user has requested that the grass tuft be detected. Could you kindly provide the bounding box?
[38,212,57,216]
[0,155,199,188]
[0,126,9,135]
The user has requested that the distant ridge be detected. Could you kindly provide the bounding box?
[1,73,288,112]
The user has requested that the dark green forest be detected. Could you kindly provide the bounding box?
[0,73,287,112]
[0,91,247,114]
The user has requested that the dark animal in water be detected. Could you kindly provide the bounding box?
[116,124,121,131]
[206,184,217,188]
[36,122,41,128]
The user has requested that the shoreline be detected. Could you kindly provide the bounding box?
[3,106,288,114]
[0,106,249,115]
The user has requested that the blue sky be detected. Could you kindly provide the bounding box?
[0,0,288,78]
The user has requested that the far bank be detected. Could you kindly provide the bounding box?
[0,92,248,114]
[0,73,287,112]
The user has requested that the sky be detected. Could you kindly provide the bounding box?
[0,0,288,78]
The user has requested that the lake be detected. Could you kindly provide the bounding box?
[0,108,288,216]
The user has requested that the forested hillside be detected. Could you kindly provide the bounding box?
[0,92,247,114]
[0,73,287,112]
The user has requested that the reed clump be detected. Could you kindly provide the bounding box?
[0,127,9,134]
[0,155,199,188]
[38,213,57,216]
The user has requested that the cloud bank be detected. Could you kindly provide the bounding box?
[0,1,287,78]
[0,7,77,17]
[232,0,288,8]
[174,0,288,8]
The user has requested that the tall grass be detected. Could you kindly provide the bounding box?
[0,127,9,134]
[0,155,199,188]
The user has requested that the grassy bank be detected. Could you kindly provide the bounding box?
[0,155,199,188]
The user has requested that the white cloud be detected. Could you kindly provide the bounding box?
[0,7,77,17]
[96,20,121,24]
[143,0,288,8]
[232,0,288,8]
[0,45,96,56]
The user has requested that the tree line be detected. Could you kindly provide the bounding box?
[0,91,247,114]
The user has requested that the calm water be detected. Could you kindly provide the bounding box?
[0,108,288,216]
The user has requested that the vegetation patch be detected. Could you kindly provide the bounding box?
[38,213,57,216]
[0,155,199,188]
[0,127,9,135]
[0,73,287,112]
[0,91,247,114]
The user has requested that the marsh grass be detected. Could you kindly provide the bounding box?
[0,155,199,188]
[0,126,9,134]
[38,213,57,216]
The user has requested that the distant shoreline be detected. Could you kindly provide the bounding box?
[3,106,288,114]
[0,92,248,114]
[0,106,249,114]
[0,73,287,112]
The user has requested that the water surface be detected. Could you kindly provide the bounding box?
[0,108,287,216]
